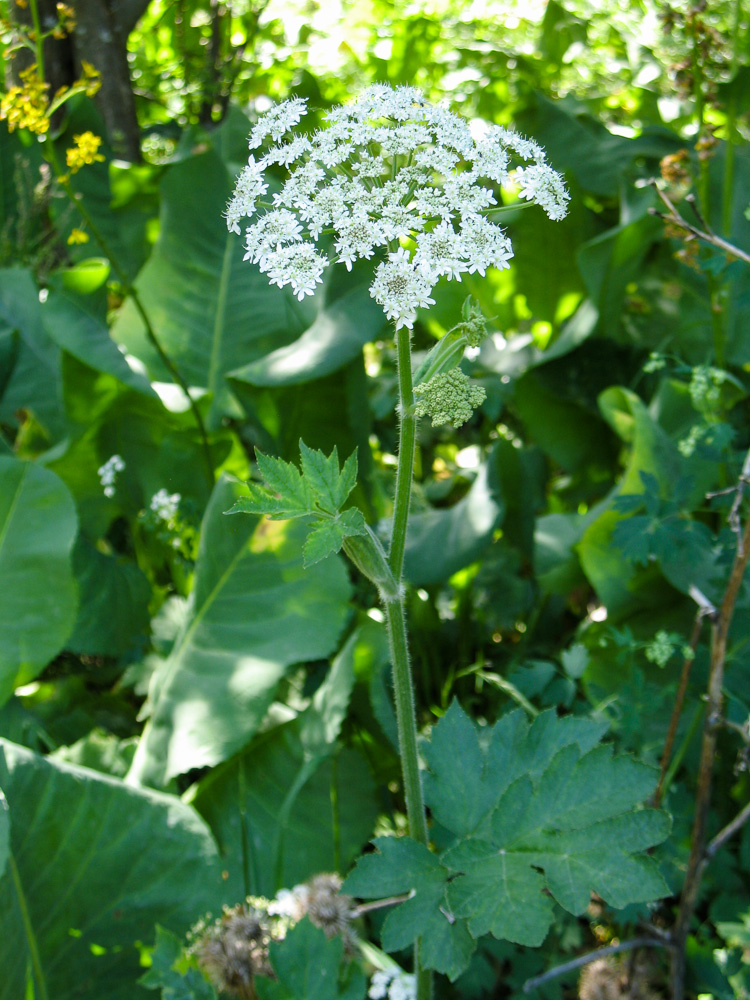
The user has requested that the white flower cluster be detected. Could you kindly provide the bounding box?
[150,488,181,523]
[227,84,569,329]
[98,454,125,498]
[368,968,417,1000]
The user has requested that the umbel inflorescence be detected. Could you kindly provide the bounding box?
[226,84,569,331]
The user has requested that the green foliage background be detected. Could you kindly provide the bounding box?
[1,0,750,998]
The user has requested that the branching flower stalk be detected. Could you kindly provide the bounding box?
[225,84,568,1000]
[0,0,215,486]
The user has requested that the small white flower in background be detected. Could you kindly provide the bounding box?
[368,968,417,1000]
[267,884,309,920]
[227,84,569,330]
[98,455,125,498]
[150,489,181,523]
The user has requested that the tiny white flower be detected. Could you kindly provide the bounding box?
[224,157,268,234]
[248,97,308,149]
[264,242,329,300]
[98,455,125,496]
[150,489,181,522]
[514,163,571,220]
[370,248,436,330]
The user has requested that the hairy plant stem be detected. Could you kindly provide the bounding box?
[28,0,215,487]
[386,322,430,1000]
[671,470,750,999]
[389,326,417,580]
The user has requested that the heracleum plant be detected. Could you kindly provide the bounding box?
[223,86,668,1000]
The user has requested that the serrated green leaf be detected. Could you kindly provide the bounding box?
[422,702,607,839]
[303,509,367,567]
[255,451,315,514]
[420,704,669,951]
[561,643,589,679]
[303,520,348,566]
[226,483,312,520]
[343,837,475,980]
[299,441,358,513]
[442,839,552,946]
[438,731,670,942]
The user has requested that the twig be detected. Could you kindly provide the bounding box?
[647,181,750,267]
[351,892,413,917]
[523,938,672,994]
[704,799,750,861]
[672,451,750,1000]
[652,611,705,808]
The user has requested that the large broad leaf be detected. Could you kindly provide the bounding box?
[0,739,227,1000]
[41,282,156,397]
[0,788,8,880]
[403,455,504,586]
[0,458,78,705]
[189,630,378,897]
[0,268,66,441]
[127,475,352,787]
[110,147,313,427]
[67,538,151,657]
[344,702,669,979]
[229,263,385,387]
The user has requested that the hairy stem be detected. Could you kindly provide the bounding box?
[383,597,428,848]
[385,321,430,1000]
[389,325,417,581]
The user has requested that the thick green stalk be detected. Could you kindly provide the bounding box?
[389,326,417,580]
[383,597,428,847]
[384,321,430,1000]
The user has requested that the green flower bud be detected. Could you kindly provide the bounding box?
[458,295,489,347]
[342,524,400,601]
[413,367,486,427]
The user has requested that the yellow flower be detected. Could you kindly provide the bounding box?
[67,228,89,245]
[0,65,50,134]
[79,61,101,98]
[65,131,105,173]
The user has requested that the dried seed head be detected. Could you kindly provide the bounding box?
[305,873,354,939]
[579,959,621,1000]
[579,955,663,1000]
[193,904,272,997]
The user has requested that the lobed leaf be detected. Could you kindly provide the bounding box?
[343,837,475,981]
[256,450,316,514]
[346,703,669,976]
[299,440,358,514]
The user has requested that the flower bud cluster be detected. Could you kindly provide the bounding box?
[414,367,486,427]
[227,84,568,329]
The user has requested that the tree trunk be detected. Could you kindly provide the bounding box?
[70,0,151,162]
